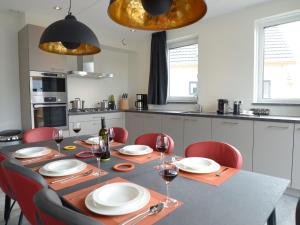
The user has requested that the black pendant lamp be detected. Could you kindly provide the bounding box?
[39,0,101,55]
[107,0,207,31]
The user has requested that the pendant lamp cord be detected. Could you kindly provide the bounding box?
[68,0,72,14]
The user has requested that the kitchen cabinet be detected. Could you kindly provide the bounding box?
[19,24,67,72]
[161,115,184,156]
[125,113,162,144]
[292,124,300,189]
[253,121,294,180]
[183,116,212,150]
[212,118,253,171]
[69,112,124,137]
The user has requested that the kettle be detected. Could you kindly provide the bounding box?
[70,98,81,111]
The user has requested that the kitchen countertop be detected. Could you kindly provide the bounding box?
[68,109,300,123]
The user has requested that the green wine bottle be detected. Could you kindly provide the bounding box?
[99,117,110,161]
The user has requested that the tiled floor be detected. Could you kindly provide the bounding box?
[0,190,297,225]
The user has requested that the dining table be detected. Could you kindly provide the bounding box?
[0,135,289,225]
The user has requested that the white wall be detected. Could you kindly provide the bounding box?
[67,47,129,108]
[128,0,300,116]
[0,10,24,130]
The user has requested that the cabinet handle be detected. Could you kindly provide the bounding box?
[169,117,181,121]
[185,118,198,122]
[267,125,289,129]
[92,117,102,119]
[222,121,239,125]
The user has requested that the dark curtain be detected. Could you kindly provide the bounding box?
[148,31,168,105]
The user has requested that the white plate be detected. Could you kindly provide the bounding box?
[14,147,51,159]
[177,157,221,174]
[39,159,87,177]
[85,186,150,216]
[84,137,100,145]
[92,183,144,207]
[119,145,153,156]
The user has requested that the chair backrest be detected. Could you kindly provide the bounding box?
[0,153,12,197]
[23,127,58,144]
[113,127,128,144]
[296,198,300,225]
[3,159,48,225]
[185,141,243,169]
[135,133,174,154]
[34,188,101,225]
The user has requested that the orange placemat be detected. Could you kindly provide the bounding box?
[179,166,239,186]
[63,177,182,225]
[32,164,108,191]
[17,149,66,166]
[111,150,161,164]
[74,140,124,149]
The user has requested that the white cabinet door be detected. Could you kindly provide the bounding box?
[107,118,124,128]
[292,124,300,189]
[143,114,162,134]
[125,113,144,144]
[253,121,294,180]
[212,118,254,171]
[161,115,184,156]
[183,116,212,150]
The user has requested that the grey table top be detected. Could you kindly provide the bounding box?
[0,137,290,225]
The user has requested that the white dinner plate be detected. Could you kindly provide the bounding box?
[85,186,150,216]
[177,157,221,174]
[14,147,51,159]
[39,159,87,177]
[119,145,153,156]
[92,183,144,207]
[84,137,100,145]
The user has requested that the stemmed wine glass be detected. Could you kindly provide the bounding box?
[108,128,115,142]
[159,157,179,208]
[91,138,106,178]
[73,122,81,135]
[53,129,64,157]
[156,134,169,165]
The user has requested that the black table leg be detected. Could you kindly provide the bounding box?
[4,195,11,222]
[267,209,276,225]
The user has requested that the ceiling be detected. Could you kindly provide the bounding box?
[0,0,273,47]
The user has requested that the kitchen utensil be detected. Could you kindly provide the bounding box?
[14,147,51,159]
[233,101,242,115]
[216,167,229,177]
[50,169,93,184]
[135,94,148,110]
[101,100,109,111]
[120,202,164,225]
[177,157,220,174]
[217,99,229,114]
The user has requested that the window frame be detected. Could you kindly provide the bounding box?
[167,37,199,103]
[254,10,300,104]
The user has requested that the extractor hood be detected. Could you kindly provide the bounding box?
[67,56,114,79]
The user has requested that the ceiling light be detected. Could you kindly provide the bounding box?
[107,0,207,30]
[53,5,62,11]
[40,0,101,55]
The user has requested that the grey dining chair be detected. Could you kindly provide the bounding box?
[34,188,102,225]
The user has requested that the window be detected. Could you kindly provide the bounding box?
[167,39,198,102]
[254,10,300,104]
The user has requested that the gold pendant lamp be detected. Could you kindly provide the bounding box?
[107,0,207,30]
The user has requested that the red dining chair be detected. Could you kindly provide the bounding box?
[135,133,174,154]
[34,188,101,225]
[2,159,48,225]
[185,141,243,169]
[0,154,18,225]
[296,199,300,225]
[23,127,58,144]
[112,127,128,144]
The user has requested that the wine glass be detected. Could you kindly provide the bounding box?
[53,129,64,157]
[73,122,81,135]
[108,128,115,142]
[156,134,169,165]
[159,158,179,208]
[91,138,106,177]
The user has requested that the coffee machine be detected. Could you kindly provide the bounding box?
[217,99,229,114]
[135,94,148,110]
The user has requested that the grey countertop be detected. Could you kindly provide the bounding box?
[68,109,300,123]
[68,110,122,115]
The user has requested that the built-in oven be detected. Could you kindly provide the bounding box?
[30,71,68,129]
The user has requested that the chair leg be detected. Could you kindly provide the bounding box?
[18,212,23,225]
[4,195,11,222]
